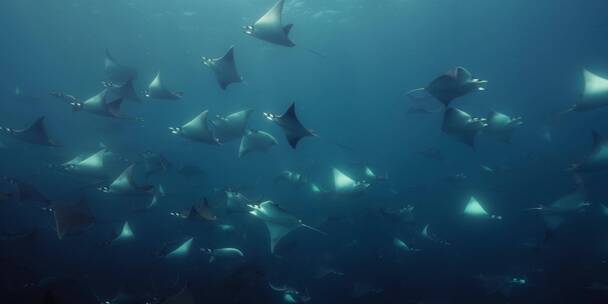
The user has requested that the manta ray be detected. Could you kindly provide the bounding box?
[201,247,245,263]
[0,116,59,147]
[249,201,324,254]
[172,198,217,221]
[53,199,96,240]
[527,191,590,241]
[103,78,140,102]
[211,109,253,143]
[264,103,315,148]
[408,67,487,105]
[170,110,219,145]
[145,72,183,100]
[225,190,254,213]
[441,108,487,148]
[332,168,370,195]
[107,221,134,245]
[72,90,125,118]
[421,224,450,245]
[158,237,194,258]
[569,69,608,112]
[141,151,172,179]
[104,49,137,84]
[571,131,608,171]
[202,46,243,90]
[239,130,278,158]
[99,164,154,196]
[393,237,420,252]
[484,111,523,144]
[243,0,295,47]
[464,196,502,220]
[60,149,108,179]
[275,170,308,187]
[4,178,51,208]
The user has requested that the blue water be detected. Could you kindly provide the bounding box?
[2,0,608,303]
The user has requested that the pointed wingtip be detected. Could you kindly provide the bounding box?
[283,102,297,118]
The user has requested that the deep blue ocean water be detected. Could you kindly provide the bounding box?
[2,0,608,303]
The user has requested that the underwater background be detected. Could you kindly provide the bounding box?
[2,0,608,303]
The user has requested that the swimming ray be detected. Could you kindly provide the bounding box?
[244,0,295,47]
[527,191,589,236]
[104,78,140,102]
[421,225,431,239]
[202,46,243,90]
[421,224,450,245]
[408,67,487,105]
[570,69,608,112]
[239,130,278,158]
[464,196,501,220]
[333,168,370,195]
[275,170,308,186]
[201,247,245,263]
[225,190,253,213]
[5,178,51,208]
[53,199,96,240]
[148,194,159,208]
[100,164,154,196]
[104,49,137,84]
[171,198,217,221]
[309,183,325,195]
[264,103,315,149]
[169,110,219,145]
[441,108,487,148]
[393,237,420,252]
[145,72,183,100]
[484,111,523,144]
[72,90,124,118]
[141,151,172,179]
[572,131,608,171]
[249,201,324,254]
[0,116,59,147]
[110,221,134,244]
[61,154,85,167]
[364,167,376,179]
[171,206,203,221]
[197,198,218,221]
[160,237,194,258]
[364,166,388,183]
[211,109,254,143]
[61,149,108,178]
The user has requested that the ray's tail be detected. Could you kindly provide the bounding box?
[547,107,575,127]
[405,88,431,100]
[302,47,326,58]
[302,224,327,236]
